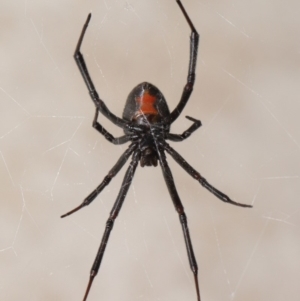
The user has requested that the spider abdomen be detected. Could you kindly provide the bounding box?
[122,82,170,125]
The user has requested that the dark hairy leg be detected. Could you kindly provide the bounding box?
[82,150,140,301]
[163,142,253,208]
[168,0,199,124]
[166,116,201,142]
[61,143,137,218]
[92,109,130,145]
[74,13,128,129]
[156,147,201,301]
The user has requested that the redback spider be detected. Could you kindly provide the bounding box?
[61,1,252,300]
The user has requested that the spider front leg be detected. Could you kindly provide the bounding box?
[168,0,199,124]
[74,13,128,129]
[163,143,253,208]
[61,143,137,218]
[166,116,201,142]
[92,108,130,145]
[156,147,201,301]
[82,150,140,301]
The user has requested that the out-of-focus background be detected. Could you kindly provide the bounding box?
[1,0,300,300]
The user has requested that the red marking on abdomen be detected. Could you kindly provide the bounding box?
[136,92,158,115]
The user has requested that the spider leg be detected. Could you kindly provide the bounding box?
[163,142,253,208]
[61,143,137,218]
[92,108,130,145]
[156,147,201,301]
[74,14,128,129]
[166,116,201,142]
[168,1,199,124]
[82,150,140,301]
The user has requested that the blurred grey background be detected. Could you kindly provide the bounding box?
[1,0,300,300]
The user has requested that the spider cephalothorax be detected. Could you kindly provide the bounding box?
[140,141,158,167]
[62,1,252,301]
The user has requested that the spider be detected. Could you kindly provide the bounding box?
[61,1,252,300]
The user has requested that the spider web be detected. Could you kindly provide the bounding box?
[1,0,300,300]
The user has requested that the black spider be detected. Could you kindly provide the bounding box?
[61,1,252,300]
